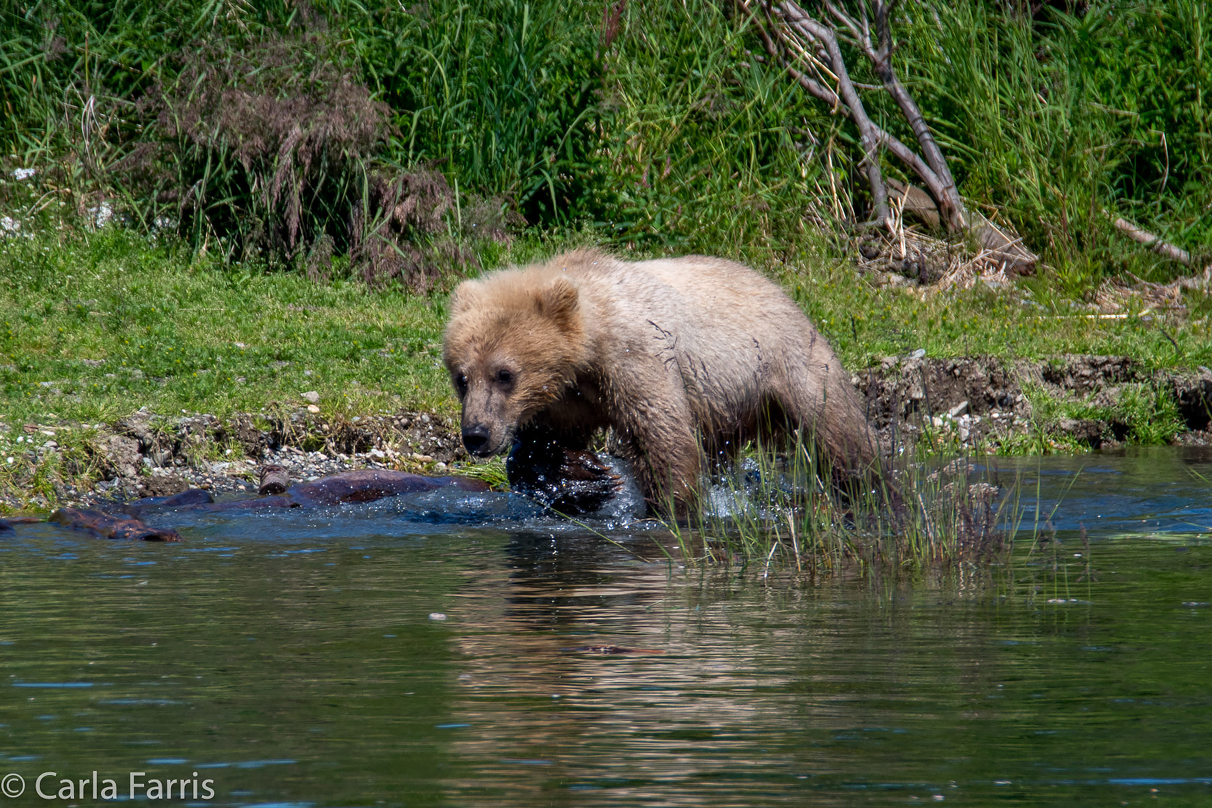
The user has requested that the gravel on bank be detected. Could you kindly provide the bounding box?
[859,354,1212,452]
[1,408,474,512]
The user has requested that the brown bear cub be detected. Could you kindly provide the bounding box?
[443,249,878,514]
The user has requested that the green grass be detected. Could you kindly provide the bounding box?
[661,435,1013,574]
[780,261,1212,373]
[3,227,1209,437]
[0,228,455,427]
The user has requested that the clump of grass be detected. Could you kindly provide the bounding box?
[130,33,392,253]
[988,376,1189,457]
[595,1,838,259]
[123,30,489,289]
[665,435,1014,576]
[0,427,108,512]
[0,228,456,429]
[453,457,509,490]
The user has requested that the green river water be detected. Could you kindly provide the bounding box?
[1,448,1210,807]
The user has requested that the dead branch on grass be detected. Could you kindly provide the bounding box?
[1112,216,1212,289]
[740,0,964,231]
[737,0,1039,274]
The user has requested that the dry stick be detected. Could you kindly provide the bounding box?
[748,1,949,228]
[1112,216,1192,266]
[1111,216,1212,289]
[827,0,967,231]
[884,176,1037,274]
[776,2,892,228]
[747,0,942,195]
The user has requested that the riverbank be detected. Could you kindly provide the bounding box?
[4,228,1211,512]
[4,353,1209,513]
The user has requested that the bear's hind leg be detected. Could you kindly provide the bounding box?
[773,342,879,476]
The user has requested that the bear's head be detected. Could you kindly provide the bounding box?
[442,270,586,457]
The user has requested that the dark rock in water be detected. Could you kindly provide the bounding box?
[45,470,491,540]
[120,488,215,517]
[507,431,623,514]
[198,494,298,511]
[127,470,488,513]
[49,507,182,542]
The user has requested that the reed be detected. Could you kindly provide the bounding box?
[665,433,1018,574]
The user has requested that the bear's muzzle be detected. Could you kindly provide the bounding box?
[461,423,496,457]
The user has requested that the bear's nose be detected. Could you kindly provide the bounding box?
[462,424,492,456]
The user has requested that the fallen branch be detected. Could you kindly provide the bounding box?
[775,2,892,226]
[822,0,966,231]
[741,0,968,234]
[887,178,1037,274]
[1113,216,1192,266]
[1111,215,1211,288]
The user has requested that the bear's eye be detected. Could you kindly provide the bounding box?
[495,369,515,387]
[454,373,468,396]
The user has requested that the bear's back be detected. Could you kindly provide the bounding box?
[564,253,827,426]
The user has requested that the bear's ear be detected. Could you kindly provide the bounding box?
[533,277,580,331]
[448,280,480,318]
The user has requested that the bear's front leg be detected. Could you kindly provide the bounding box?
[610,412,702,515]
[506,425,623,514]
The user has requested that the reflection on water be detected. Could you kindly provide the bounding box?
[1,449,1211,807]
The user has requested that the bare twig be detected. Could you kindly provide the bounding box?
[1112,215,1211,288]
[777,2,892,227]
[825,0,965,230]
[1112,216,1192,266]
[888,177,1037,274]
[741,0,969,235]
[742,0,945,200]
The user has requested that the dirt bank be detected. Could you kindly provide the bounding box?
[858,354,1212,451]
[2,408,471,511]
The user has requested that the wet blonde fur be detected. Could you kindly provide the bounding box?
[443,249,877,508]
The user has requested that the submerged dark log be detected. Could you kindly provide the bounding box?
[194,494,297,511]
[285,469,490,506]
[49,507,183,542]
[41,470,492,541]
[120,488,216,517]
[0,516,40,533]
[123,470,491,516]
